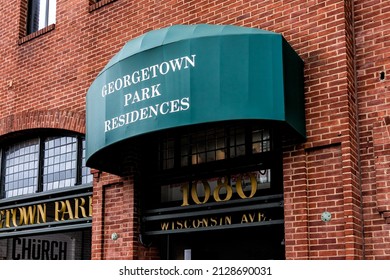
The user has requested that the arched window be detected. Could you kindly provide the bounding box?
[0,134,92,199]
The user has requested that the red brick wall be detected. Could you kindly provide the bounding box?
[1,0,390,259]
[306,144,345,259]
[91,172,138,260]
[282,0,363,260]
[355,0,390,260]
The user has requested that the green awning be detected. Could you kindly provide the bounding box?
[86,24,305,174]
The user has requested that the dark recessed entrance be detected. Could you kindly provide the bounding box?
[139,123,286,260]
[160,225,285,260]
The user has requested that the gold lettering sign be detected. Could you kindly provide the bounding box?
[0,205,46,228]
[145,171,278,235]
[160,211,270,232]
[180,173,258,206]
[0,196,92,229]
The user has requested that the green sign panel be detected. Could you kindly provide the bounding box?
[86,24,305,173]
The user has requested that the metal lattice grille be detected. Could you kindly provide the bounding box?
[4,139,39,197]
[43,136,77,191]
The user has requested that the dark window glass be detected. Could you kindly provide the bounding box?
[229,127,245,158]
[160,138,175,170]
[161,126,271,170]
[179,128,227,167]
[252,129,271,153]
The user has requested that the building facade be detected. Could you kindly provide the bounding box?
[1,0,390,260]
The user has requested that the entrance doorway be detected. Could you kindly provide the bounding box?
[160,224,285,260]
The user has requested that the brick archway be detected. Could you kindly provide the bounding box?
[0,110,86,136]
